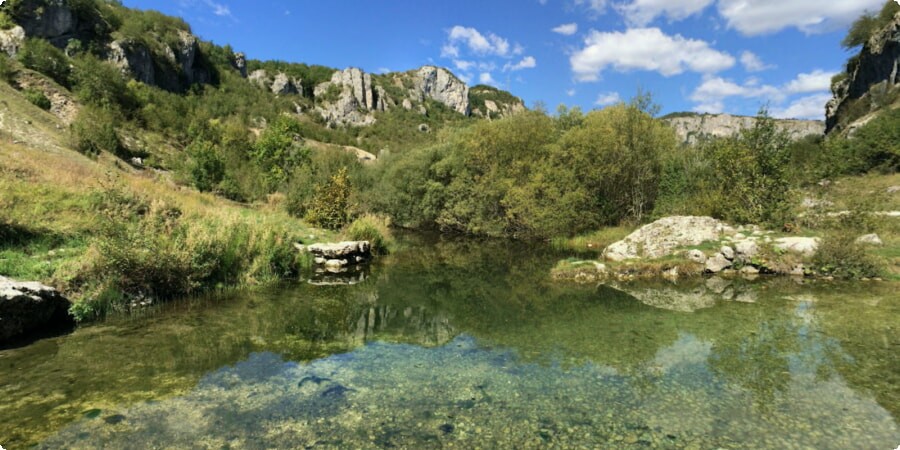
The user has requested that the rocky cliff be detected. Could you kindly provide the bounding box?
[826,11,900,134]
[663,113,825,145]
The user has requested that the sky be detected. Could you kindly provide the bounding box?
[119,0,890,120]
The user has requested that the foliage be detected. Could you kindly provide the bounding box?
[252,116,310,190]
[70,54,134,113]
[187,139,224,192]
[70,106,122,156]
[829,107,900,174]
[842,1,899,49]
[0,11,15,30]
[345,214,394,255]
[468,84,522,116]
[22,88,51,110]
[707,110,793,226]
[812,234,883,279]
[0,53,16,83]
[306,167,353,230]
[246,59,336,97]
[18,38,70,86]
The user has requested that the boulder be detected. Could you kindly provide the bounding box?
[686,249,707,264]
[733,240,759,263]
[856,234,884,246]
[0,26,25,57]
[307,241,372,266]
[232,52,247,78]
[720,246,735,260]
[705,253,732,274]
[602,216,735,261]
[774,237,820,256]
[271,72,300,95]
[1,276,73,342]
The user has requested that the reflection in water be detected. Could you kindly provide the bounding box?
[1,233,898,448]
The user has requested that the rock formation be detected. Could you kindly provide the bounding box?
[0,276,73,342]
[249,69,303,96]
[826,11,900,134]
[412,66,470,115]
[603,216,736,262]
[306,241,372,273]
[314,68,382,127]
[663,114,824,145]
[0,26,25,57]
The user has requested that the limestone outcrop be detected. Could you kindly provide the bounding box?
[314,68,383,127]
[412,66,470,115]
[826,11,900,134]
[249,70,303,96]
[664,114,824,145]
[306,241,372,273]
[602,216,736,262]
[0,276,73,342]
[0,26,26,57]
[106,31,212,92]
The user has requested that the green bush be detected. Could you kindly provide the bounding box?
[837,107,900,173]
[71,107,122,156]
[0,53,16,83]
[22,88,51,110]
[0,11,15,30]
[842,1,900,49]
[306,167,353,230]
[187,139,225,192]
[18,38,71,87]
[252,116,310,191]
[71,54,134,113]
[812,234,883,279]
[345,214,394,255]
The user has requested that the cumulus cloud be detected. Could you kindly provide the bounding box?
[574,0,609,14]
[595,92,622,106]
[552,23,579,35]
[771,93,832,119]
[448,26,511,56]
[784,69,835,94]
[504,56,537,71]
[740,51,774,72]
[617,0,714,26]
[570,28,734,81]
[717,0,886,35]
[479,72,498,86]
[690,77,782,104]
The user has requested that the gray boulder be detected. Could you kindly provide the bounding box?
[0,26,25,57]
[705,253,732,274]
[856,234,884,246]
[603,216,735,261]
[1,276,73,342]
[774,237,820,256]
[413,66,470,115]
[307,241,372,271]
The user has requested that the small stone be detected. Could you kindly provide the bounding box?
[705,253,731,273]
[739,265,759,275]
[686,249,707,264]
[720,246,735,260]
[855,234,883,246]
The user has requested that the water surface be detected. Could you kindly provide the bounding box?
[1,235,898,449]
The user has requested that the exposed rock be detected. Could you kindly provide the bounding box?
[740,266,760,275]
[413,66,470,115]
[856,234,884,246]
[774,237,820,256]
[733,240,759,263]
[232,52,247,78]
[108,40,156,86]
[826,11,900,134]
[12,0,79,46]
[0,276,73,342]
[705,253,732,274]
[271,72,300,95]
[720,246,735,261]
[0,26,26,57]
[664,113,824,145]
[307,241,372,271]
[602,216,735,261]
[887,185,900,194]
[314,68,379,127]
[248,69,269,87]
[402,99,413,110]
[686,249,707,264]
[106,31,211,92]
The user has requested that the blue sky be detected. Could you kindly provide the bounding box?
[121,0,888,119]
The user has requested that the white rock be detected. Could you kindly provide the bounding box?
[705,253,732,273]
[602,216,735,261]
[686,249,707,264]
[720,246,735,260]
[734,240,759,262]
[856,234,883,246]
[774,237,820,256]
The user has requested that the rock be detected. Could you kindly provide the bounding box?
[13,0,78,46]
[705,253,732,274]
[417,123,430,133]
[413,66,470,115]
[232,52,247,78]
[107,30,211,92]
[602,216,735,261]
[314,67,379,127]
[249,69,269,88]
[720,246,735,260]
[856,233,884,246]
[664,113,824,146]
[790,264,806,277]
[739,266,760,275]
[734,240,759,263]
[826,11,900,134]
[271,72,300,95]
[108,40,156,86]
[402,99,413,110]
[307,241,371,266]
[0,276,73,342]
[888,185,900,194]
[774,237,820,256]
[0,26,26,57]
[686,249,707,264]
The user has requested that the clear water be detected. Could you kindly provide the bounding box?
[1,235,898,449]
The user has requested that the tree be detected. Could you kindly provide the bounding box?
[305,167,353,230]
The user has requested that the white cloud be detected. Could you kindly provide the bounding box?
[504,56,537,71]
[717,0,886,35]
[570,28,734,81]
[690,76,782,105]
[441,44,460,58]
[617,0,714,27]
[740,51,773,72]
[376,67,391,74]
[202,0,232,17]
[784,69,835,94]
[454,60,475,71]
[693,101,725,114]
[566,89,577,97]
[553,23,579,35]
[574,0,609,14]
[595,92,622,106]
[448,26,511,57]
[771,93,831,120]
[479,72,498,86]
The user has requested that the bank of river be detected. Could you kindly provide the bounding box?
[1,234,897,448]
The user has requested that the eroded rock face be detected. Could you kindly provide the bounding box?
[0,276,73,342]
[12,0,79,46]
[664,114,824,145]
[232,52,247,78]
[314,68,380,127]
[108,40,156,86]
[0,26,26,57]
[826,12,900,134]
[413,66,470,115]
[603,216,735,261]
[107,31,212,92]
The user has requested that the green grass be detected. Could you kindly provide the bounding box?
[550,226,634,254]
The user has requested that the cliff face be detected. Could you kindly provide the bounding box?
[826,12,900,134]
[664,114,825,145]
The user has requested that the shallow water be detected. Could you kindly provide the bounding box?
[1,235,898,449]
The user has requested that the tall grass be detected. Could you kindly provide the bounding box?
[345,214,395,255]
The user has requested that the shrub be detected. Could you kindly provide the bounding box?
[345,214,394,255]
[838,107,900,173]
[71,106,121,156]
[0,11,15,30]
[0,53,16,83]
[306,167,353,229]
[187,139,225,192]
[18,38,70,87]
[22,88,51,110]
[812,234,883,279]
[71,54,134,113]
[252,116,310,191]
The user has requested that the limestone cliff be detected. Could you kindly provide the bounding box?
[826,11,900,134]
[663,113,824,145]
